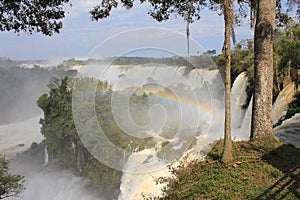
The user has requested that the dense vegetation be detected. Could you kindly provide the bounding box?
[37,76,157,198]
[114,55,216,70]
[143,140,300,200]
[0,156,24,199]
[1,24,298,196]
[1,0,299,199]
[37,77,119,197]
[215,20,300,106]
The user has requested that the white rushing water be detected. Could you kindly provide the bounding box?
[117,68,299,199]
[118,134,212,200]
[72,64,251,199]
[43,145,49,167]
[272,82,296,125]
[1,61,298,200]
[274,113,300,146]
[231,72,248,130]
[115,66,225,199]
[240,96,253,139]
[230,72,251,140]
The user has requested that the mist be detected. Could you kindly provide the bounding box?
[0,56,253,200]
[11,170,101,200]
[0,59,77,125]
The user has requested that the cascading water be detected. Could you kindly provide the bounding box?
[115,66,226,200]
[240,96,253,139]
[230,72,250,140]
[118,149,169,200]
[230,72,248,129]
[274,113,300,146]
[43,145,49,167]
[116,69,295,199]
[5,60,298,200]
[272,81,296,125]
[118,133,213,200]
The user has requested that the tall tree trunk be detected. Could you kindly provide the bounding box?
[221,0,234,163]
[251,0,276,141]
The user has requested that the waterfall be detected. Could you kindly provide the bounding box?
[239,96,253,140]
[118,133,170,200]
[116,66,225,200]
[231,72,248,129]
[272,82,299,146]
[230,72,249,140]
[10,64,299,200]
[118,149,169,200]
[272,82,296,125]
[118,135,213,200]
[187,68,219,89]
[4,61,298,200]
[43,145,49,167]
[76,65,260,199]
[274,113,300,146]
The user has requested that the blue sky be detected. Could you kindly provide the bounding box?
[0,0,253,61]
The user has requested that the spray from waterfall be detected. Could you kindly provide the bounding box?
[13,170,101,200]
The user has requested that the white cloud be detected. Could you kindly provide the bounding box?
[78,0,99,10]
[65,0,98,19]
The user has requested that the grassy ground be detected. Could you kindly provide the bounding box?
[148,140,300,200]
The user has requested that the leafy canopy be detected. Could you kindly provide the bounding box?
[0,156,25,199]
[0,0,70,36]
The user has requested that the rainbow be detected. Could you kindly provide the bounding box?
[122,85,214,120]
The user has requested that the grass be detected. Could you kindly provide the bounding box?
[145,140,300,200]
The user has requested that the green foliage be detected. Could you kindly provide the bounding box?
[0,156,25,199]
[215,21,300,106]
[215,40,254,105]
[38,76,122,195]
[90,1,205,22]
[113,56,216,69]
[37,76,154,197]
[144,141,300,200]
[274,22,300,87]
[0,0,70,36]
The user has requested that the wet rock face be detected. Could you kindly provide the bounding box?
[16,141,45,167]
[62,139,87,176]
[13,139,86,176]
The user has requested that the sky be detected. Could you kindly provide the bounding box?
[0,0,254,61]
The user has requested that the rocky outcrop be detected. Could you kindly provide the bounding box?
[16,141,45,167]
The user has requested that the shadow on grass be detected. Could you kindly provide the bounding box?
[255,144,300,200]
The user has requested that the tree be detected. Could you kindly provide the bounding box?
[221,0,234,163]
[275,22,300,84]
[0,0,70,36]
[250,0,276,141]
[90,0,235,162]
[234,0,300,141]
[0,156,25,199]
